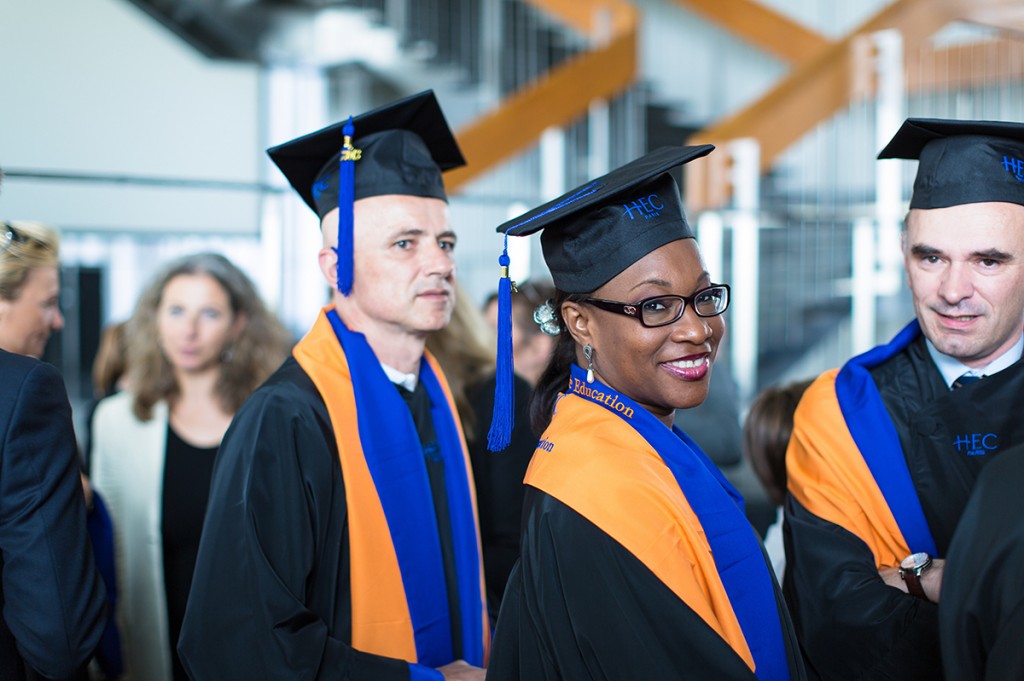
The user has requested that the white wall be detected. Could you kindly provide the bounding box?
[0,0,263,234]
[632,0,893,128]
[633,0,787,126]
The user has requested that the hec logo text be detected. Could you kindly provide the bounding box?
[952,432,998,457]
[622,194,664,220]
[1001,156,1024,183]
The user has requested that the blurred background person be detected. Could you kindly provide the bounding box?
[1,198,106,680]
[90,252,292,681]
[0,218,120,681]
[741,378,813,582]
[0,220,63,358]
[940,442,1024,681]
[82,320,132,681]
[93,320,131,399]
[0,348,107,681]
[484,279,556,387]
[426,281,536,623]
[83,320,130,472]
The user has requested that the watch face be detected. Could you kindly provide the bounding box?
[901,552,931,570]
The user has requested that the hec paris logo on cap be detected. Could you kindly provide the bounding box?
[1001,156,1024,183]
[622,194,664,220]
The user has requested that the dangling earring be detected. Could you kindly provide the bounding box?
[220,346,234,364]
[583,344,595,384]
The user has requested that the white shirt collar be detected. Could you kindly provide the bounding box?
[381,363,418,392]
[925,333,1024,389]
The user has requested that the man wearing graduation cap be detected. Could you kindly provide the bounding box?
[178,91,488,681]
[784,118,1024,680]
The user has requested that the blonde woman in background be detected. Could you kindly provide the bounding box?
[0,220,63,358]
[91,252,292,681]
[0,218,107,680]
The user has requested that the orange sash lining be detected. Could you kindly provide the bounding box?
[296,309,487,663]
[786,370,910,568]
[293,309,416,660]
[294,308,489,663]
[525,394,755,672]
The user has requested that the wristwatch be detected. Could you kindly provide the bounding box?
[898,552,933,600]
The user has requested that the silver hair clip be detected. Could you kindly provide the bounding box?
[533,299,561,336]
[0,224,15,255]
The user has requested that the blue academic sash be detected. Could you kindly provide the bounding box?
[326,310,485,668]
[833,320,938,557]
[567,364,790,681]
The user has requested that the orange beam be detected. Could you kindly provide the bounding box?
[685,0,957,210]
[908,37,1024,91]
[671,0,831,64]
[446,0,637,193]
[684,0,1024,210]
[522,0,629,33]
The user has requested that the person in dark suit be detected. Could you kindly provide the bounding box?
[0,348,106,680]
[940,442,1024,681]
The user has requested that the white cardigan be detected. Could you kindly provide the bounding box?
[91,392,173,681]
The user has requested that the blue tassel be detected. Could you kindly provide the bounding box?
[335,116,358,296]
[487,236,515,452]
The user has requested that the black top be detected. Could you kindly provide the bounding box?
[0,351,106,681]
[162,425,218,681]
[784,334,1024,681]
[464,372,535,622]
[940,443,1024,680]
[487,489,806,681]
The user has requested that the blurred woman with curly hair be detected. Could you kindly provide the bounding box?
[91,252,292,681]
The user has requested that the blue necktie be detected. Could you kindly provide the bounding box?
[952,373,982,390]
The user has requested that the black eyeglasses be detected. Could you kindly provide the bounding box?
[585,284,730,328]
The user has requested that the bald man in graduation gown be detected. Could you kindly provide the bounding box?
[178,91,488,681]
[940,443,1024,681]
[784,119,1024,680]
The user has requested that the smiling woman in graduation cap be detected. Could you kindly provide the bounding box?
[178,91,489,681]
[484,147,805,681]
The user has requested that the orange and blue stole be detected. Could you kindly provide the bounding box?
[527,364,789,680]
[831,320,937,556]
[292,308,489,677]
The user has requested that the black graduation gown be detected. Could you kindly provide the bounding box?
[940,443,1024,681]
[784,336,1024,681]
[177,357,459,680]
[487,489,806,681]
[465,372,535,621]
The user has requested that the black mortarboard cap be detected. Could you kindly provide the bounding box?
[266,90,464,295]
[877,118,1024,209]
[485,145,714,453]
[266,89,465,218]
[497,144,714,293]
